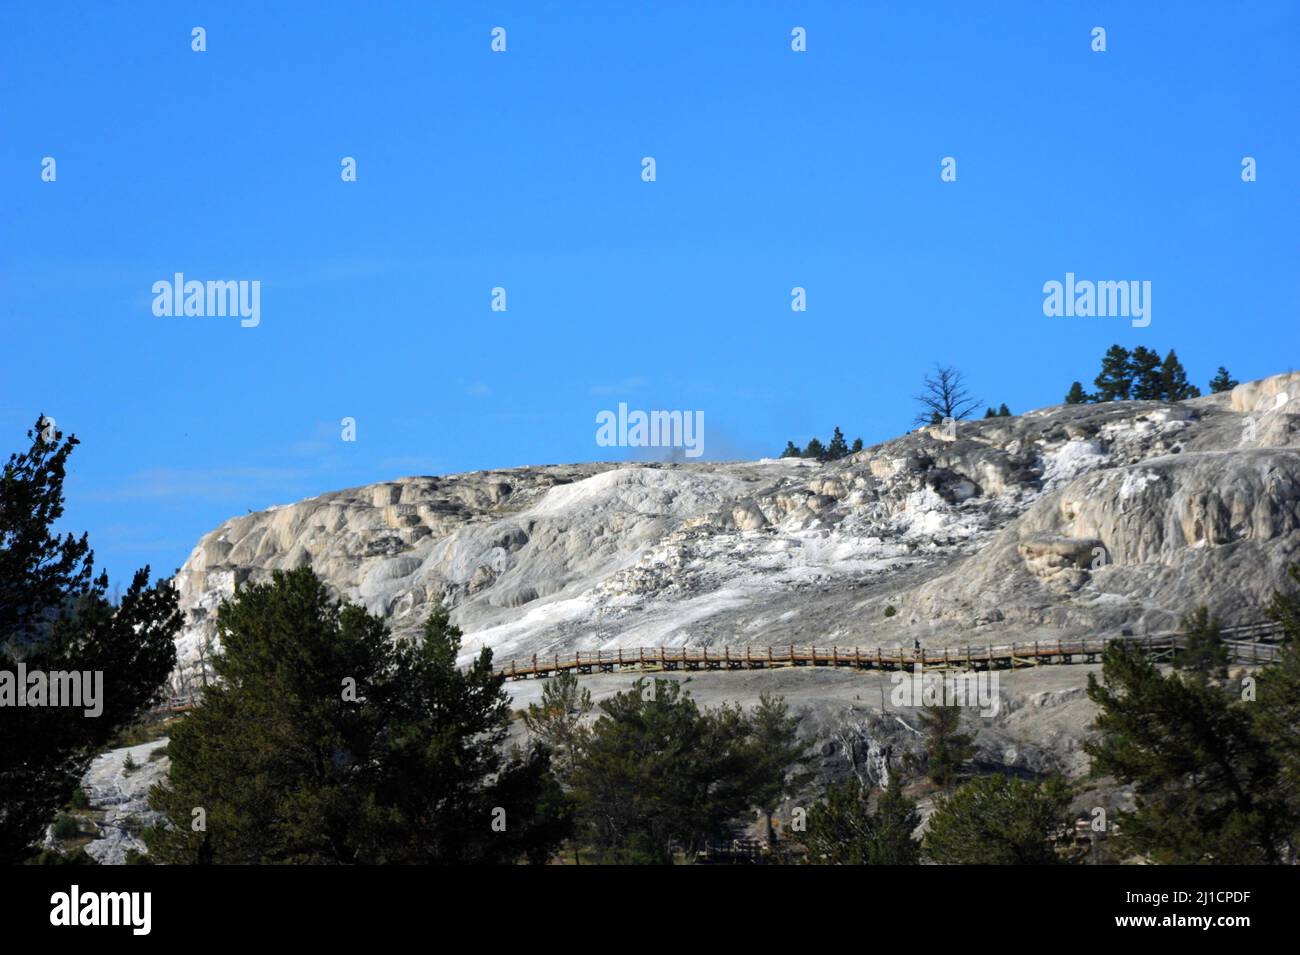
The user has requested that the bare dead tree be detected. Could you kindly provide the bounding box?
[196,632,217,689]
[913,364,980,426]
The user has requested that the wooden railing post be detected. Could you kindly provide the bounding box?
[508,633,1241,683]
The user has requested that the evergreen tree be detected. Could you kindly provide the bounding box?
[984,407,997,418]
[1161,349,1201,401]
[146,569,567,864]
[804,778,872,864]
[568,679,796,863]
[745,692,810,844]
[1094,345,1133,401]
[804,775,920,865]
[997,403,1012,417]
[916,704,975,788]
[1176,605,1228,679]
[1065,381,1090,404]
[1266,562,1300,643]
[870,774,922,864]
[1128,346,1166,400]
[1256,566,1300,841]
[523,668,592,784]
[802,437,825,460]
[1256,642,1300,853]
[1084,641,1291,863]
[925,774,1073,865]
[780,441,801,459]
[1209,366,1240,394]
[850,438,864,454]
[0,419,180,864]
[824,427,849,461]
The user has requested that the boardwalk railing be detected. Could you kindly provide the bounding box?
[495,622,1288,680]
[154,621,1288,710]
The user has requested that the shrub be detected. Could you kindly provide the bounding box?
[51,814,80,840]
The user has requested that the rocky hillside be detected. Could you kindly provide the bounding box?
[170,371,1300,685]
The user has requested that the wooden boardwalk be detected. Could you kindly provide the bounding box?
[495,621,1287,681]
[151,621,1287,712]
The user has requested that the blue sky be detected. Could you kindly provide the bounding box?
[2,1,1297,587]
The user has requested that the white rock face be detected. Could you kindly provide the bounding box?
[168,372,1300,684]
[82,740,170,865]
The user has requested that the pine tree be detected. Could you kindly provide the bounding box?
[804,775,920,864]
[780,441,802,459]
[804,778,873,864]
[850,438,864,454]
[1161,349,1200,401]
[1266,562,1300,643]
[1084,642,1291,863]
[916,704,974,788]
[1094,345,1133,401]
[568,679,788,863]
[1176,605,1228,679]
[146,569,568,864]
[925,775,1073,864]
[1065,381,1090,404]
[803,437,825,460]
[523,669,592,784]
[998,403,1012,417]
[825,427,849,460]
[745,692,811,844]
[870,774,923,864]
[1209,366,1239,394]
[1257,565,1300,837]
[1128,346,1166,400]
[0,419,180,864]
[984,407,997,418]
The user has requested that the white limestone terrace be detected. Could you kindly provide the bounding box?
[81,740,169,865]
[169,371,1300,683]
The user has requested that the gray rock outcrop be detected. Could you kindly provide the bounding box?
[167,372,1300,687]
